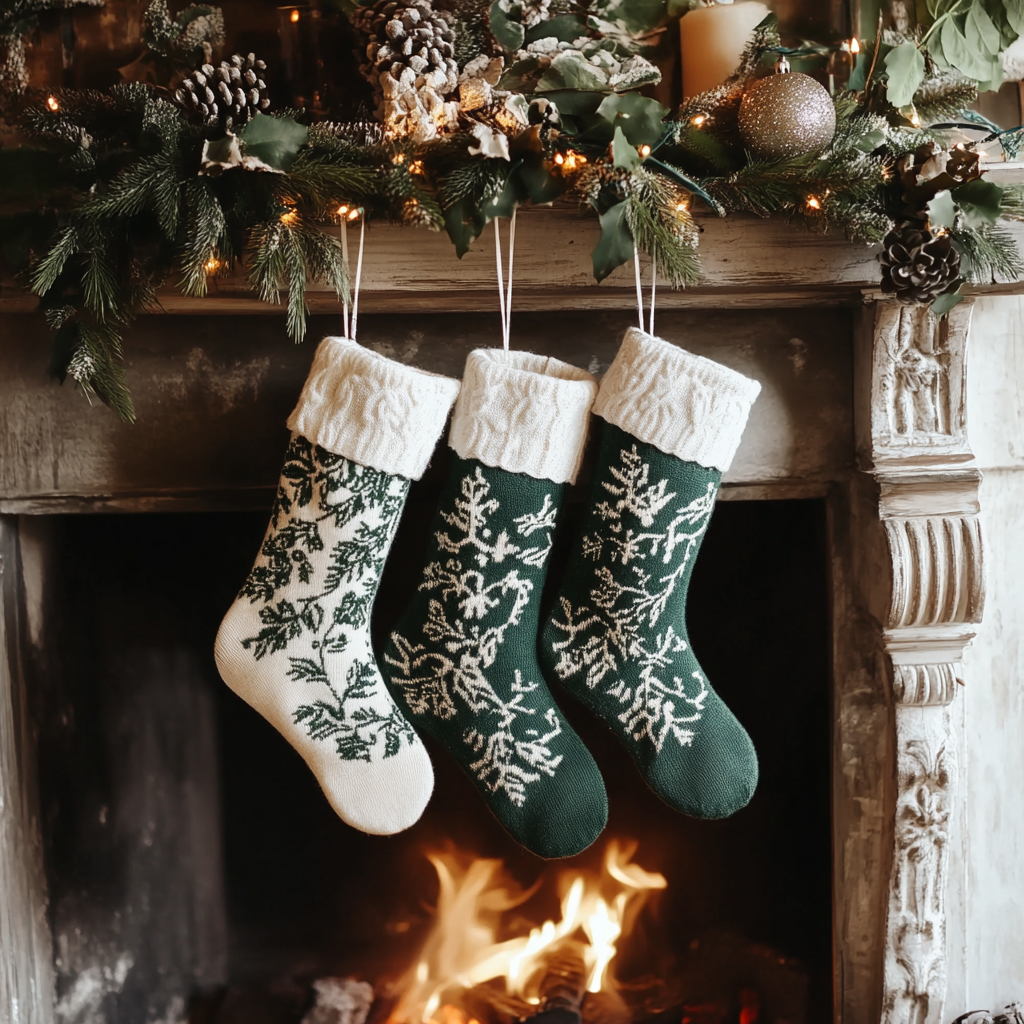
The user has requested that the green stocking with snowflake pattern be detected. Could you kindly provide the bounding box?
[216,336,460,835]
[540,328,763,820]
[383,349,608,859]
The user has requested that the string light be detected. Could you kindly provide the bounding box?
[280,207,298,225]
[409,159,425,174]
[47,95,59,111]
[805,196,821,210]
[204,257,221,273]
[690,113,707,127]
[554,150,585,172]
[639,144,651,158]
[290,8,300,21]
[392,153,405,165]
[675,199,691,212]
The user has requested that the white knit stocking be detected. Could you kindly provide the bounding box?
[215,337,461,834]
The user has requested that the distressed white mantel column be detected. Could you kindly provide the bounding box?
[861,301,985,1024]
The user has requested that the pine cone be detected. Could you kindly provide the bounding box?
[175,53,270,136]
[898,141,981,217]
[879,225,962,304]
[351,0,459,140]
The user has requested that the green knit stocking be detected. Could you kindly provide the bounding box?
[539,328,762,820]
[383,350,608,858]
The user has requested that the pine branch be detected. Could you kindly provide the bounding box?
[625,170,701,289]
[952,223,1024,284]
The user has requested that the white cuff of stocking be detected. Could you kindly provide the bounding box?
[287,336,462,481]
[593,328,761,473]
[449,349,598,484]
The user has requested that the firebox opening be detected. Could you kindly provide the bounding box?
[25,454,831,1024]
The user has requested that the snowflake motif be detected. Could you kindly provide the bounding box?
[387,468,563,805]
[549,445,717,752]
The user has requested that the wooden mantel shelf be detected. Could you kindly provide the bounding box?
[5,207,1024,316]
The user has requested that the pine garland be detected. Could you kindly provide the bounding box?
[3,1,1024,419]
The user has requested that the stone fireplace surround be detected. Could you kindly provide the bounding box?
[2,209,1023,1024]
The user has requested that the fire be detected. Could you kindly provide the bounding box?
[389,840,666,1024]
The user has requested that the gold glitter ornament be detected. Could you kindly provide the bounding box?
[738,60,836,159]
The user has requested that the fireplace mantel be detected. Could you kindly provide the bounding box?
[2,220,1023,1024]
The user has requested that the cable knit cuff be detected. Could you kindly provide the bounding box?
[449,350,598,484]
[287,336,461,481]
[593,328,761,473]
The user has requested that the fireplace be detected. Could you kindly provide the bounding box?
[14,485,830,1024]
[3,216,1023,1024]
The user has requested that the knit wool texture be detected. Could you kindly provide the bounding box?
[540,330,762,820]
[383,349,608,859]
[215,338,461,835]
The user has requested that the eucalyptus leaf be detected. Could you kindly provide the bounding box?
[927,188,957,228]
[536,52,608,92]
[930,287,964,315]
[967,3,1002,55]
[518,153,565,204]
[592,201,634,281]
[238,113,308,171]
[523,13,586,43]
[611,125,640,169]
[1004,0,1024,37]
[489,0,525,52]
[596,91,668,146]
[444,196,487,257]
[884,41,926,107]
[941,17,994,80]
[593,0,667,36]
[982,56,1004,93]
[952,178,1005,226]
[498,56,542,91]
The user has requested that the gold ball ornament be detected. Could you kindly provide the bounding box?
[738,67,837,159]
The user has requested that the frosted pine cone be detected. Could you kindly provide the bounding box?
[879,225,962,305]
[175,53,270,136]
[351,0,459,140]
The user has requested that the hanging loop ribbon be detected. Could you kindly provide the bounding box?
[633,246,657,337]
[494,209,517,351]
[340,208,366,340]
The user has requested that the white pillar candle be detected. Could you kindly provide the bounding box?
[679,1,772,100]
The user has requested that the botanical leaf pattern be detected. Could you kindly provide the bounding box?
[238,434,414,763]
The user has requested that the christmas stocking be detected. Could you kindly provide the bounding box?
[382,350,608,859]
[215,337,461,835]
[540,328,762,819]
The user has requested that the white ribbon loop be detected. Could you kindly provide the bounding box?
[633,246,657,337]
[340,209,366,340]
[494,210,517,350]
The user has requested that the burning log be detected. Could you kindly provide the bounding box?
[524,949,588,1024]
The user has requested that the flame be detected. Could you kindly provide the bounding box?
[47,95,60,111]
[290,8,300,21]
[390,841,666,1024]
[850,37,860,55]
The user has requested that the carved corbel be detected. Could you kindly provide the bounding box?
[862,300,985,1024]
